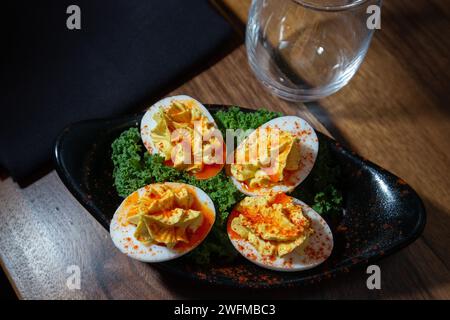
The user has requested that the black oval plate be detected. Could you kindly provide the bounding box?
[54,105,426,288]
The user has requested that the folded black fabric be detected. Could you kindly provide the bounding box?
[0,0,232,182]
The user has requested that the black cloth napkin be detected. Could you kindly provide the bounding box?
[0,0,233,182]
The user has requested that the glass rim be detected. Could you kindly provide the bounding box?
[293,0,369,11]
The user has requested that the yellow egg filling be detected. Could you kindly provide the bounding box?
[230,127,301,189]
[150,100,222,174]
[119,184,205,249]
[230,194,312,257]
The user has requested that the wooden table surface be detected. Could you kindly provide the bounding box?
[0,0,449,299]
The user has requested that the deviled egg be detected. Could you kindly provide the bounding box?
[230,116,318,196]
[110,182,215,262]
[227,193,333,271]
[141,95,225,180]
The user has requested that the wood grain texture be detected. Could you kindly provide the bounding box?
[0,0,449,299]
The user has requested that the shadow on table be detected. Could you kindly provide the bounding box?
[420,198,450,269]
[380,1,450,113]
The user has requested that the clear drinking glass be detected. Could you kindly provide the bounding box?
[246,0,381,101]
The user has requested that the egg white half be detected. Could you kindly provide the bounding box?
[230,116,319,196]
[110,182,216,263]
[227,198,333,272]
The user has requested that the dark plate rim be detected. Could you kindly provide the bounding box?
[53,104,427,288]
